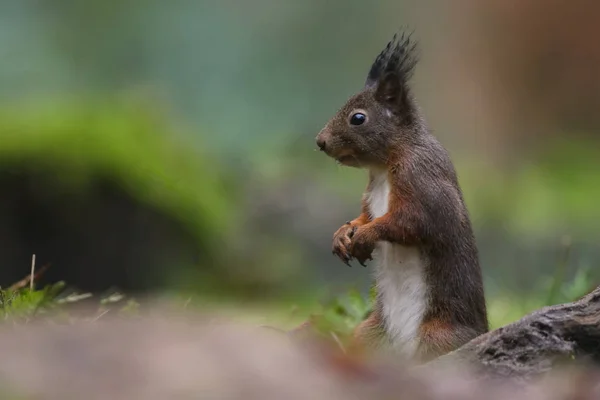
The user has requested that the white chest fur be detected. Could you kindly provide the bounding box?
[366,171,427,358]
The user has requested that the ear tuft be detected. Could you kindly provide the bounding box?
[366,29,419,116]
[365,30,419,89]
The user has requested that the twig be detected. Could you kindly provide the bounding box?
[183,297,192,309]
[30,254,36,292]
[8,262,51,292]
[90,309,110,323]
[259,325,287,334]
[330,331,347,354]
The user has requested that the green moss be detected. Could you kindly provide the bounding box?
[0,98,234,248]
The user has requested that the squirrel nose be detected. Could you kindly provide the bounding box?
[316,137,326,151]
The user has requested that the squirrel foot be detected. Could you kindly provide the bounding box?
[348,226,376,267]
[332,222,357,266]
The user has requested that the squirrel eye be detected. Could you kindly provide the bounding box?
[349,112,366,126]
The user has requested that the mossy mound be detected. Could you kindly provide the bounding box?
[0,98,234,293]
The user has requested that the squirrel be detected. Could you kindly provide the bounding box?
[314,31,488,362]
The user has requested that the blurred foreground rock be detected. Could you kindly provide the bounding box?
[0,289,599,400]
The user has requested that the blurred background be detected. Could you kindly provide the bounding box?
[0,0,598,326]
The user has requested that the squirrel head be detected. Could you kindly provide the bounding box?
[316,31,420,168]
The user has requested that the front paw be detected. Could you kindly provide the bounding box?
[332,222,357,266]
[349,226,376,267]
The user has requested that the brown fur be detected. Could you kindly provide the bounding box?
[417,319,463,362]
[349,305,385,353]
[316,31,488,360]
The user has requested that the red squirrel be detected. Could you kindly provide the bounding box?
[315,31,488,362]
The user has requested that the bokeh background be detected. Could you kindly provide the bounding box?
[1,0,598,325]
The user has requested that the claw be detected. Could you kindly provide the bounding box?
[341,251,352,266]
[348,226,357,238]
[358,259,367,267]
[333,247,353,267]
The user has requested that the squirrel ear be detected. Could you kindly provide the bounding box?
[374,72,408,111]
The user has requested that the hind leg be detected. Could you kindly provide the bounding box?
[417,319,478,362]
[349,308,385,354]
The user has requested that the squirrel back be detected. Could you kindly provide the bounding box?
[316,31,488,361]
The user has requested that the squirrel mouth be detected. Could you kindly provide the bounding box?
[325,147,361,167]
[336,154,360,167]
[337,155,354,163]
